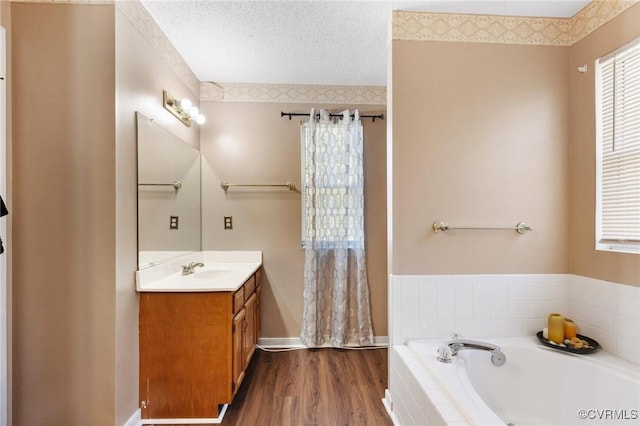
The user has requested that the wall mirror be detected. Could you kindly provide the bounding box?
[136,112,201,269]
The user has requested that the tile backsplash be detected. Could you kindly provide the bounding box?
[568,275,640,365]
[390,274,640,365]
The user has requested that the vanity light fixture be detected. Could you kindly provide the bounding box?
[162,90,206,127]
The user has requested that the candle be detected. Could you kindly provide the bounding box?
[548,313,565,344]
[564,318,577,339]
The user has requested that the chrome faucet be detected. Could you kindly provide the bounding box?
[181,262,204,275]
[437,335,506,366]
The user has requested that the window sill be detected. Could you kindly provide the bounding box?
[596,242,640,255]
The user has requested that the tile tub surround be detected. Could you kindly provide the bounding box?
[390,274,640,365]
[568,275,640,365]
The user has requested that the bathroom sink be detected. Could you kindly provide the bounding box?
[135,252,263,292]
[193,269,235,281]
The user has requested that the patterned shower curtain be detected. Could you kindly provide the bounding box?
[299,109,374,347]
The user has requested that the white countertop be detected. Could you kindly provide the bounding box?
[136,251,262,292]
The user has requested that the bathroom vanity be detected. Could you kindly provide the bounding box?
[136,251,262,421]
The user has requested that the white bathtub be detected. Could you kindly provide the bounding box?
[387,337,640,425]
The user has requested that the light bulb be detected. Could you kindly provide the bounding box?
[196,114,206,125]
[180,98,192,111]
[189,106,199,118]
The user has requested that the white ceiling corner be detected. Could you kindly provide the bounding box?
[140,0,593,87]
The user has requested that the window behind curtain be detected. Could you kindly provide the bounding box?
[300,122,314,247]
[595,37,640,253]
[300,120,364,249]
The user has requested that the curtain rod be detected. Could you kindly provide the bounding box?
[280,111,384,122]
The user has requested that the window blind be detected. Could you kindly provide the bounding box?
[596,37,640,248]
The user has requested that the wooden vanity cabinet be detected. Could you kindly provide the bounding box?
[139,268,261,420]
[232,306,246,395]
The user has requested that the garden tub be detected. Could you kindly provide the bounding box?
[387,336,639,425]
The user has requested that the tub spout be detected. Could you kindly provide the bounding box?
[437,338,506,366]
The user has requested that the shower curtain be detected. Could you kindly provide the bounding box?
[299,109,374,347]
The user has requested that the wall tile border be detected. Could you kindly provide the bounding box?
[200,1,636,103]
[115,0,201,97]
[569,0,639,42]
[393,0,638,46]
[16,1,638,103]
[200,82,387,105]
[393,12,573,46]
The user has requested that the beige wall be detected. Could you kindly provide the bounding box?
[114,7,200,425]
[200,102,388,338]
[391,40,570,275]
[9,3,201,425]
[568,3,640,286]
[12,3,116,424]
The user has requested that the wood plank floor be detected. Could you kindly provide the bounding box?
[222,347,392,426]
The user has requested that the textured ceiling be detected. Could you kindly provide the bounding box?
[140,0,592,87]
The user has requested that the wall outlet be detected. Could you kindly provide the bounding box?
[170,215,179,230]
[224,216,233,230]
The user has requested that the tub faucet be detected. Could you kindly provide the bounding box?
[181,262,204,275]
[437,337,506,366]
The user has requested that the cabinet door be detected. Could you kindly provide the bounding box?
[232,308,246,397]
[243,292,257,368]
[140,292,231,419]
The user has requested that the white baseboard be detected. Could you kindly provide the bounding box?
[382,389,399,425]
[123,409,141,426]
[126,405,228,425]
[257,336,388,348]
[139,405,227,425]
